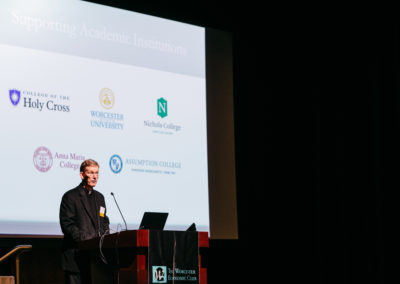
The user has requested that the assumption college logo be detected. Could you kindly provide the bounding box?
[109,154,123,173]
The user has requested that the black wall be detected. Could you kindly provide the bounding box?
[1,4,395,283]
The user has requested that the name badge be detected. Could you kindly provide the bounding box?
[99,206,105,217]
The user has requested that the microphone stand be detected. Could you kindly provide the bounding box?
[110,192,128,231]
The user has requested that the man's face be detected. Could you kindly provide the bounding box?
[80,165,99,189]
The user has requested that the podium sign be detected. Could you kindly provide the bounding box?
[149,231,199,283]
[79,230,208,284]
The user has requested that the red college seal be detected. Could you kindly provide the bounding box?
[33,146,53,172]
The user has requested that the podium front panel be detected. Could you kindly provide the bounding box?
[79,230,208,284]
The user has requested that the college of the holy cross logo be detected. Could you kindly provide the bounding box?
[157,97,167,118]
[9,89,21,106]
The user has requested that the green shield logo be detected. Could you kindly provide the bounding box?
[157,97,167,118]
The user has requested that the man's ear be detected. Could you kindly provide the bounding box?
[79,171,84,180]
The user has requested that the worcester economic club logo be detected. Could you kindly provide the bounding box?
[152,266,167,283]
[109,154,123,173]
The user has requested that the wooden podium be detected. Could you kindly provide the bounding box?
[79,230,209,284]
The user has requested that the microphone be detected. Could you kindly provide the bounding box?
[110,192,128,231]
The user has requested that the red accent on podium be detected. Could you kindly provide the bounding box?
[79,230,209,284]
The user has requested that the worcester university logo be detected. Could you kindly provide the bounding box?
[99,88,115,109]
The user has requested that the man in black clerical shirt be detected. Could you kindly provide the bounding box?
[59,159,110,284]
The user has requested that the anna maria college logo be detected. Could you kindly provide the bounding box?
[33,146,53,172]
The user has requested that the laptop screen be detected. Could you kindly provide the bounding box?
[139,212,169,230]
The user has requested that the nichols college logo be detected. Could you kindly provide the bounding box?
[99,88,115,109]
[157,97,167,118]
[143,97,181,133]
[152,266,167,283]
[109,154,123,173]
[33,146,53,173]
[9,89,21,106]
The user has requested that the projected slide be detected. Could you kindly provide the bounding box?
[0,0,208,235]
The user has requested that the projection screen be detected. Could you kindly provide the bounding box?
[0,0,210,235]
